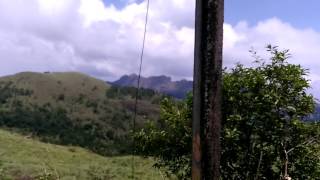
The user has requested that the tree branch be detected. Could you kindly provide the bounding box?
[287,135,320,154]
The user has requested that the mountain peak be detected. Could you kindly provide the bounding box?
[113,74,192,98]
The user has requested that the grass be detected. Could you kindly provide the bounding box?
[0,71,110,104]
[0,129,168,180]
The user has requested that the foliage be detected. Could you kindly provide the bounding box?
[0,81,32,104]
[135,95,192,179]
[135,46,320,179]
[107,86,153,99]
[0,101,132,155]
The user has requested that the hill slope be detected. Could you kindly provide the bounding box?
[0,72,162,155]
[1,71,110,103]
[0,129,165,180]
[0,72,111,119]
[112,74,192,99]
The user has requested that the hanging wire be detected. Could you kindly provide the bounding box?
[132,0,150,179]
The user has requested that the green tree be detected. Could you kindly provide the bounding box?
[135,46,320,179]
[135,95,192,179]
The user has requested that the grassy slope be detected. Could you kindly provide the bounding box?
[0,129,166,180]
[0,71,109,103]
[0,72,160,155]
[0,71,159,120]
[0,72,111,119]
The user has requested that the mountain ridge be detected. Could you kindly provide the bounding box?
[112,74,193,99]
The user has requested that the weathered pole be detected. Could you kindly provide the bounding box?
[192,0,224,179]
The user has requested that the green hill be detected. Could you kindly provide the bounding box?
[0,129,166,180]
[0,72,163,155]
[1,71,110,102]
[0,72,111,120]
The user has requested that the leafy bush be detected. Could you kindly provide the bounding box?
[135,46,320,179]
[135,96,192,179]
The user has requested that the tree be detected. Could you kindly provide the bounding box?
[135,46,320,179]
[135,95,192,179]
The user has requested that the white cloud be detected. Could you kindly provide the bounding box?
[0,0,320,98]
[78,0,109,26]
[223,18,320,75]
[37,0,74,15]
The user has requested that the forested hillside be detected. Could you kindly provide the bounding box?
[0,72,164,155]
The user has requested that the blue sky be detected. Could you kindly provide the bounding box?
[104,0,320,30]
[225,0,320,30]
[103,0,144,9]
[103,0,127,8]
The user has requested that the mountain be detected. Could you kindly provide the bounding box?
[112,74,320,121]
[0,129,163,179]
[0,71,109,107]
[0,72,162,155]
[112,74,193,99]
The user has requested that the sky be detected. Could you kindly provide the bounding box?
[0,0,320,98]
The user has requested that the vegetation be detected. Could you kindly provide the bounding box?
[1,47,319,179]
[0,72,162,155]
[135,95,192,179]
[135,46,320,179]
[0,129,165,180]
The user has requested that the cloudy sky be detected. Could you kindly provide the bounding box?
[0,0,320,98]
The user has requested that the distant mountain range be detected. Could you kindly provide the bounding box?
[112,74,193,99]
[112,74,320,122]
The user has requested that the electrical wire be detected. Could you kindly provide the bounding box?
[132,0,150,179]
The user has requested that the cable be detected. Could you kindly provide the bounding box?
[132,0,150,179]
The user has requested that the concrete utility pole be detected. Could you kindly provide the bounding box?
[192,0,224,179]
